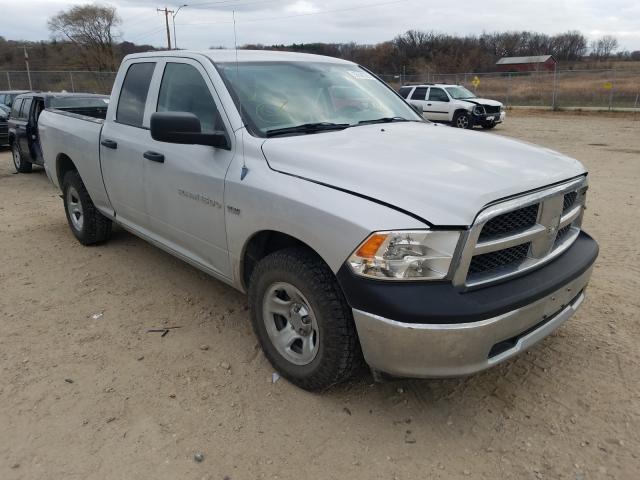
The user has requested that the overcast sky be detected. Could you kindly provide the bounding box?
[4,0,640,53]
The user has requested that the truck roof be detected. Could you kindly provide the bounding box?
[124,49,354,65]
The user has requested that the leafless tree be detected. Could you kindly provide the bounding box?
[48,4,121,71]
[590,35,619,60]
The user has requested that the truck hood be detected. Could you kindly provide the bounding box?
[261,122,585,226]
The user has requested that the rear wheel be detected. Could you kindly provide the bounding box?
[453,111,473,129]
[12,142,32,173]
[62,171,112,245]
[248,247,361,391]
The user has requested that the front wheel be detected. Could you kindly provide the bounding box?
[62,171,112,245]
[453,111,473,129]
[248,247,361,391]
[12,143,32,173]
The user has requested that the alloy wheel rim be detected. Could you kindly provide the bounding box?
[12,145,21,168]
[262,281,319,365]
[66,186,84,231]
[457,116,469,128]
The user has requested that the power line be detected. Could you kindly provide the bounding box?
[177,0,411,26]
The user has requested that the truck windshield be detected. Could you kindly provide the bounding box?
[445,86,477,100]
[217,61,422,137]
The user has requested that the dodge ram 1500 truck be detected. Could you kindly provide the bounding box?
[38,50,598,391]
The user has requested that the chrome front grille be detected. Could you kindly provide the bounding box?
[479,204,539,240]
[453,177,588,288]
[468,242,530,275]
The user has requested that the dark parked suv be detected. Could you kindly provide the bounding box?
[0,104,10,146]
[8,92,108,173]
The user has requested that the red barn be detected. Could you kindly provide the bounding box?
[496,55,557,72]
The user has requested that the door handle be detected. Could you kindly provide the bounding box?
[143,151,165,163]
[427,103,432,106]
[101,139,118,149]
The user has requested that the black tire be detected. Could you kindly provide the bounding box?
[248,247,361,391]
[62,170,112,245]
[453,111,473,129]
[481,122,497,130]
[12,142,32,173]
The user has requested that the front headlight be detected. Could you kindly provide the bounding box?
[348,230,461,280]
[473,105,485,115]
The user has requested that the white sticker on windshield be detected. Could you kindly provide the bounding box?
[347,70,373,80]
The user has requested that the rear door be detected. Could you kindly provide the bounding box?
[142,59,235,278]
[424,87,451,121]
[408,86,428,115]
[100,61,159,231]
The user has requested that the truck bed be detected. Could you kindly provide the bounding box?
[38,109,112,215]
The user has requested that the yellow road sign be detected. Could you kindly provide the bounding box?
[603,82,613,90]
[472,76,481,88]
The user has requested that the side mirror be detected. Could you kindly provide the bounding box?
[150,112,229,150]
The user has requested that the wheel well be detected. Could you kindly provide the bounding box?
[56,153,77,187]
[453,108,469,119]
[242,231,318,289]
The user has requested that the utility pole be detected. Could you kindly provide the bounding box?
[157,7,174,50]
[23,46,33,90]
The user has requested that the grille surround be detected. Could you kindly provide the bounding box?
[453,177,587,288]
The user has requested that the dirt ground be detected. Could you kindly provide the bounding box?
[1,112,639,480]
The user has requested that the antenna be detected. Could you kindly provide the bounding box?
[233,10,249,181]
[233,10,239,74]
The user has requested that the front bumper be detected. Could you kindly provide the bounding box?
[473,110,505,125]
[339,231,598,378]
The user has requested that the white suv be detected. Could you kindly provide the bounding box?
[399,84,505,129]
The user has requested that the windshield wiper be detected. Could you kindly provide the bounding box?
[265,122,350,137]
[357,117,414,125]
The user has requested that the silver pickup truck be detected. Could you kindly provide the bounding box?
[38,50,598,391]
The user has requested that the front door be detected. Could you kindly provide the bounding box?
[143,60,235,278]
[17,97,32,155]
[424,87,451,121]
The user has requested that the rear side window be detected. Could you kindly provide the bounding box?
[398,86,412,99]
[410,87,428,100]
[11,98,23,118]
[428,88,449,102]
[157,63,223,133]
[20,97,33,119]
[116,62,155,127]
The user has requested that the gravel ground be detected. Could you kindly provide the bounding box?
[0,112,639,479]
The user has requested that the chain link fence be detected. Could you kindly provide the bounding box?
[378,68,640,110]
[1,68,638,110]
[0,70,116,95]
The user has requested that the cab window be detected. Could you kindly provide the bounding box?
[20,97,33,120]
[156,62,224,133]
[11,98,23,118]
[428,88,449,102]
[116,62,156,127]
